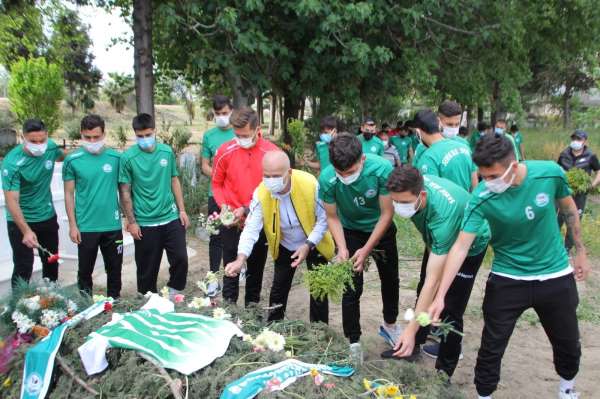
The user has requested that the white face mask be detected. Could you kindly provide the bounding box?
[336,165,362,185]
[485,162,516,194]
[236,135,255,149]
[82,139,105,154]
[570,140,584,151]
[442,126,459,139]
[215,114,230,128]
[25,140,48,157]
[393,194,422,218]
[263,172,288,194]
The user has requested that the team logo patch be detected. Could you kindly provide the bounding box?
[2,169,7,176]
[160,158,168,167]
[103,163,113,173]
[365,189,377,199]
[371,146,377,153]
[25,372,43,394]
[44,160,53,170]
[535,192,549,207]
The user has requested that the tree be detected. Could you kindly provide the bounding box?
[48,7,102,113]
[525,0,600,128]
[132,0,155,118]
[103,72,134,113]
[8,57,64,134]
[0,3,45,70]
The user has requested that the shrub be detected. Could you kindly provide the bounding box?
[110,126,129,149]
[8,57,64,134]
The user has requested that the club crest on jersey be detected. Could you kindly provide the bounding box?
[365,188,377,198]
[535,192,549,207]
[371,146,377,153]
[44,160,53,170]
[2,169,7,176]
[103,163,113,173]
[160,158,168,167]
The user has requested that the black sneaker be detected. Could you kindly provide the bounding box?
[422,343,464,360]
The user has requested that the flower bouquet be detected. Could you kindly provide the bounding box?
[403,309,463,340]
[303,260,355,303]
[1,280,89,338]
[198,205,236,235]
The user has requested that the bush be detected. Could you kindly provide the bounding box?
[286,119,307,159]
[8,57,64,134]
[110,125,129,149]
[63,120,81,145]
[158,117,192,154]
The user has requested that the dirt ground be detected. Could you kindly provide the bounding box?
[87,235,599,399]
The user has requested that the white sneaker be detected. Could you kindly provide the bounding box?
[559,389,580,399]
[349,342,363,366]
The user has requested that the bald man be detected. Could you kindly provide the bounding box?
[225,151,335,322]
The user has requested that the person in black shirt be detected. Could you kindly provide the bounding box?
[557,129,600,251]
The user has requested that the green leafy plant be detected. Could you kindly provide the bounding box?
[566,167,595,194]
[63,120,81,145]
[286,119,307,159]
[303,261,355,303]
[110,125,129,149]
[8,57,64,134]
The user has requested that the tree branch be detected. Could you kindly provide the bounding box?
[138,352,183,399]
[56,354,99,396]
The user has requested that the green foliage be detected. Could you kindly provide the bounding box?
[304,261,355,303]
[48,7,102,113]
[8,57,64,134]
[158,118,192,154]
[180,168,209,228]
[110,125,129,149]
[286,119,307,159]
[63,120,81,145]
[566,168,595,195]
[103,72,134,113]
[0,4,45,69]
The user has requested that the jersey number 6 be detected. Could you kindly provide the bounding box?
[525,206,535,220]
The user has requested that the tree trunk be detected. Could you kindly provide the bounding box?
[278,97,284,137]
[268,95,276,136]
[490,80,503,127]
[256,93,263,125]
[133,0,155,118]
[299,97,305,120]
[282,95,301,167]
[563,84,572,129]
[477,106,484,124]
[227,69,248,108]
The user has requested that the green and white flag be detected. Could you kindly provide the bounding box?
[79,309,243,375]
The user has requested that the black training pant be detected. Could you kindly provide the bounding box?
[267,245,328,323]
[207,196,224,273]
[7,215,59,287]
[475,273,581,396]
[78,230,123,298]
[221,225,269,306]
[342,224,399,343]
[133,219,188,294]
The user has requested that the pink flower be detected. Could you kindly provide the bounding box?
[324,382,335,389]
[266,378,281,392]
[313,373,324,386]
[174,294,185,303]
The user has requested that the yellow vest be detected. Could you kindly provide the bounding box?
[256,169,335,261]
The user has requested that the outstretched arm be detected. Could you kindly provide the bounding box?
[558,195,591,281]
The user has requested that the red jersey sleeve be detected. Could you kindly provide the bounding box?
[211,142,230,207]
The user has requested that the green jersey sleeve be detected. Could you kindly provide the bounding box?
[1,162,20,191]
[318,172,336,204]
[201,131,212,159]
[170,149,179,177]
[461,197,486,235]
[554,165,572,199]
[378,162,393,195]
[62,158,75,181]
[118,157,132,184]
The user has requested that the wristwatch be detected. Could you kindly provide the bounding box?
[305,239,316,250]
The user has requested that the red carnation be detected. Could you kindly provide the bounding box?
[104,302,113,312]
[47,253,60,264]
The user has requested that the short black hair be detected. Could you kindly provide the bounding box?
[510,124,518,132]
[438,100,462,117]
[23,118,46,134]
[459,126,468,136]
[386,165,424,196]
[396,120,403,128]
[473,133,515,167]
[212,94,232,111]
[329,132,362,171]
[414,109,440,134]
[382,122,390,129]
[132,113,155,131]
[81,114,105,132]
[320,115,337,131]
[477,121,489,132]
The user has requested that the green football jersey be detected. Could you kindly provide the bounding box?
[358,134,384,156]
[414,138,476,191]
[201,126,235,196]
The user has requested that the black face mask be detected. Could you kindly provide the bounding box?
[363,132,374,140]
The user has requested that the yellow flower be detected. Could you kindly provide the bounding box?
[2,377,11,388]
[376,386,385,396]
[363,378,371,390]
[409,395,417,399]
[385,385,399,396]
[310,368,319,377]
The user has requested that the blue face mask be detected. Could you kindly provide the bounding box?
[494,127,505,135]
[137,135,156,150]
[320,133,332,143]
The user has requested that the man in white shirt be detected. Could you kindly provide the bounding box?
[224,151,336,322]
